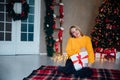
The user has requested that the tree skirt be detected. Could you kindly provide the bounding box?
[23,65,120,80]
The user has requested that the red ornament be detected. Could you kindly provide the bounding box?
[52,19,56,29]
[95,47,104,53]
[52,23,56,29]
[105,18,109,22]
[96,19,100,23]
[50,6,54,10]
[106,24,112,29]
[95,41,98,45]
[52,0,56,3]
[21,12,24,16]
[112,25,116,29]
[21,0,25,4]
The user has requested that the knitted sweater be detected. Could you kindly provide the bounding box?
[66,35,95,63]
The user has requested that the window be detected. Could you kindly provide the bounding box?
[0,0,12,41]
[21,0,34,41]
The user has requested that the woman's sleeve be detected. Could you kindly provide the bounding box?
[66,38,74,57]
[86,37,95,63]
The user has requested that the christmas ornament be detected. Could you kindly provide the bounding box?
[44,0,64,56]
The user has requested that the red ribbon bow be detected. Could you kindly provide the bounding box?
[73,53,88,67]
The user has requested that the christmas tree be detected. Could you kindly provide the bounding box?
[91,0,120,50]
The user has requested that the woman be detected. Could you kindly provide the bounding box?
[58,25,95,78]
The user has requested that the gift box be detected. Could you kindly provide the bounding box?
[95,47,116,61]
[103,55,115,62]
[70,51,88,71]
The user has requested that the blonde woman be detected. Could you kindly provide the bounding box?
[58,25,95,78]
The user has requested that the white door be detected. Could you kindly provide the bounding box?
[0,0,41,55]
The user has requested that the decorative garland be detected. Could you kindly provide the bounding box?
[44,0,55,57]
[44,0,64,56]
[7,0,29,21]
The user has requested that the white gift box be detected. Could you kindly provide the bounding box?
[70,51,88,71]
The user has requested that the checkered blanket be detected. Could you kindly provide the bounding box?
[23,65,120,80]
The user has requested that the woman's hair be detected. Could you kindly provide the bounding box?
[69,25,84,37]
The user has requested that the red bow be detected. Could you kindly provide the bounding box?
[104,48,116,55]
[73,54,88,67]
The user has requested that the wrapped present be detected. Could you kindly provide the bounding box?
[95,47,116,61]
[95,47,104,53]
[103,48,116,55]
[70,51,88,71]
[104,55,115,62]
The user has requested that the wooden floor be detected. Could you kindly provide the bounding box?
[0,54,120,80]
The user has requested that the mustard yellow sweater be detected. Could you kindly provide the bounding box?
[66,35,95,63]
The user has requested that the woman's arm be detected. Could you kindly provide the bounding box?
[66,38,72,57]
[66,38,81,58]
[86,37,95,64]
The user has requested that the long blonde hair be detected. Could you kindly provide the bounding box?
[69,25,84,37]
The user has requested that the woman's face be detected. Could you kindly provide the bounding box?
[71,28,81,38]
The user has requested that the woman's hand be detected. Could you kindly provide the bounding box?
[80,47,86,52]
[88,63,92,67]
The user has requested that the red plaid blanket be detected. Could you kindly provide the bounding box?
[23,65,120,80]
